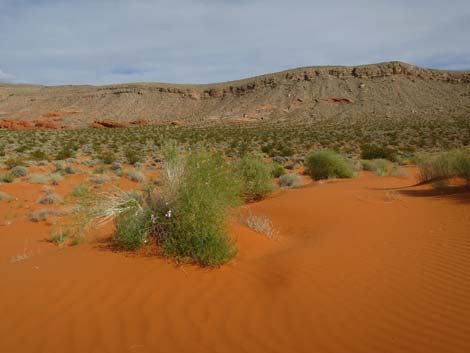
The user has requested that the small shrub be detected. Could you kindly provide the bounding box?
[235,153,274,201]
[4,158,24,169]
[240,212,277,238]
[278,173,302,188]
[50,230,70,245]
[37,192,63,205]
[361,144,395,160]
[99,151,115,164]
[28,209,65,222]
[125,149,143,165]
[453,148,470,185]
[56,147,74,160]
[372,159,390,176]
[111,161,122,171]
[124,169,146,183]
[28,173,50,184]
[29,149,48,161]
[1,173,15,183]
[10,166,28,177]
[50,173,63,185]
[89,174,109,185]
[305,150,353,180]
[271,163,286,178]
[114,207,152,250]
[71,184,89,198]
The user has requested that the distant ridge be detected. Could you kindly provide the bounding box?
[1,61,469,129]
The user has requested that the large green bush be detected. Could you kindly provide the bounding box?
[305,150,353,180]
[235,153,274,201]
[157,151,241,266]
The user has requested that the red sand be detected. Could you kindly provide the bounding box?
[1,168,469,353]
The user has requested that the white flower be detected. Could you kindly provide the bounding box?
[165,209,172,218]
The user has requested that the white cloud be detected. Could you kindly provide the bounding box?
[0,0,469,85]
[0,69,15,83]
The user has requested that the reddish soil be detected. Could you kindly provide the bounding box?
[0,168,469,353]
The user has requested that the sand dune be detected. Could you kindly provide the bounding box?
[1,169,469,353]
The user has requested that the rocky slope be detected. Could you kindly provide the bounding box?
[0,61,469,129]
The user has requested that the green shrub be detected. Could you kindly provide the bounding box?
[4,158,24,169]
[158,151,241,266]
[235,153,274,201]
[30,149,48,161]
[50,230,70,245]
[99,151,115,164]
[56,147,74,160]
[453,148,470,185]
[1,173,15,183]
[50,173,63,185]
[10,166,28,177]
[361,159,390,176]
[415,153,455,184]
[278,173,302,188]
[71,184,89,198]
[361,144,395,160]
[271,163,286,178]
[305,150,353,180]
[125,148,143,165]
[114,207,152,250]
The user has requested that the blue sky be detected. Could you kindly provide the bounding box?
[1,0,469,85]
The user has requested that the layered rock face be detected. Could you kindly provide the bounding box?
[0,61,469,129]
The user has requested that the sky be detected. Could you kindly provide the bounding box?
[1,0,469,85]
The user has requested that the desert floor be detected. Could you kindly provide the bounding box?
[1,167,469,353]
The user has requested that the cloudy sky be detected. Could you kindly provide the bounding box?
[1,0,469,85]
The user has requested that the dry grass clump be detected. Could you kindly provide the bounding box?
[37,189,63,205]
[239,211,278,238]
[415,148,470,185]
[88,174,109,186]
[278,173,302,188]
[10,166,28,177]
[124,169,146,183]
[28,209,65,222]
[28,173,51,184]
